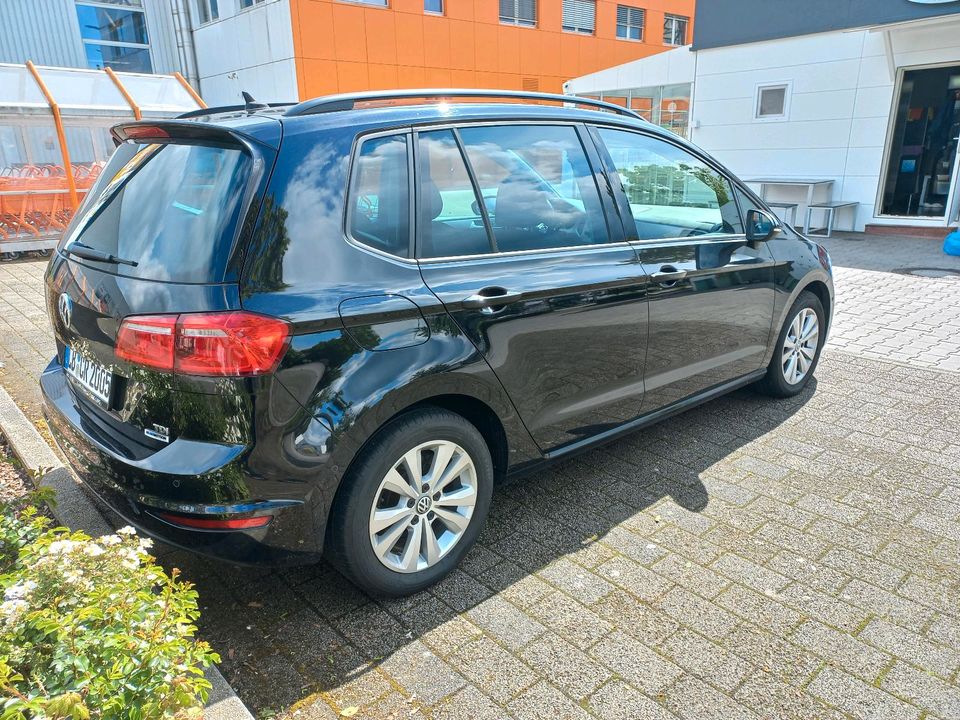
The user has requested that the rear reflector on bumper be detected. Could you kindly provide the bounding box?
[157,512,272,530]
[115,311,290,377]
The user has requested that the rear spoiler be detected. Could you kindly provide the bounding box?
[111,118,281,150]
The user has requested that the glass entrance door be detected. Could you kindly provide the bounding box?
[880,65,960,219]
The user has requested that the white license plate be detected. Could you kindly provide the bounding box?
[64,346,113,406]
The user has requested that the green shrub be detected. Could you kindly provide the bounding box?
[0,494,219,719]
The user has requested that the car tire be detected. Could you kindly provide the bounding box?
[326,407,493,597]
[754,290,825,398]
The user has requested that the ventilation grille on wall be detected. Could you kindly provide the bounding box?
[522,77,539,91]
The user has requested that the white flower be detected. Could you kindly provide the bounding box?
[84,543,105,557]
[4,581,37,601]
[47,540,80,556]
[100,534,122,546]
[1,599,28,620]
[117,526,137,536]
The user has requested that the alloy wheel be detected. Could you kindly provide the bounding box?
[781,307,819,385]
[368,440,477,573]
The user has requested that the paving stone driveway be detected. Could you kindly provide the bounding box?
[0,236,958,720]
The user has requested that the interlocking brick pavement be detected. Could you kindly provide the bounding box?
[0,236,959,720]
[0,259,54,420]
[820,233,960,373]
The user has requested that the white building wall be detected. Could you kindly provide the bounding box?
[566,20,960,231]
[142,0,186,75]
[191,0,298,106]
[692,30,889,230]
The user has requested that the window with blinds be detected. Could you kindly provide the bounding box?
[616,5,644,41]
[499,0,536,26]
[562,0,595,34]
[664,14,688,45]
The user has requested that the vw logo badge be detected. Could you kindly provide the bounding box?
[416,496,432,514]
[58,293,73,328]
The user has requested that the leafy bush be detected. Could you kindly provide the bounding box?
[0,494,219,719]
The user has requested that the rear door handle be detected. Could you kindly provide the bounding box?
[461,287,523,310]
[651,266,688,286]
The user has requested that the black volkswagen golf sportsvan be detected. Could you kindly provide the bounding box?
[42,90,833,596]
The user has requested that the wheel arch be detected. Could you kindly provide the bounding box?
[402,394,510,482]
[327,370,540,496]
[761,269,834,368]
[801,278,833,335]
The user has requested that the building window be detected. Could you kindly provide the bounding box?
[500,0,536,27]
[562,0,595,34]
[755,83,790,120]
[424,0,442,13]
[196,0,219,23]
[616,5,644,41]
[75,1,152,73]
[663,14,688,45]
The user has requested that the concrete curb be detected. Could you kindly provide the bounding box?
[0,384,254,720]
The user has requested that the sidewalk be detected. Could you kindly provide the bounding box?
[0,259,54,421]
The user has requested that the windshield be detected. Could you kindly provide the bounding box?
[62,141,251,283]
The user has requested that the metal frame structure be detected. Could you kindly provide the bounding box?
[25,60,79,210]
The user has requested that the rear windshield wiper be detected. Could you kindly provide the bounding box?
[63,242,138,267]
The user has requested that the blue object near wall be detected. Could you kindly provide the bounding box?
[944,230,960,257]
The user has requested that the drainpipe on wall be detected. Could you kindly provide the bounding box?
[171,0,200,89]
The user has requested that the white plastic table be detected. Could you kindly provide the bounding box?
[744,178,835,211]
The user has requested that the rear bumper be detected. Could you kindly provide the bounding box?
[40,359,322,565]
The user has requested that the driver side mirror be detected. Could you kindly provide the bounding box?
[745,209,780,244]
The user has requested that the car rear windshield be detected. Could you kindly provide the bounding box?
[62,140,251,283]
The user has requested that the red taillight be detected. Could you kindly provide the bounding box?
[157,512,271,530]
[115,315,177,371]
[176,312,289,376]
[115,311,289,377]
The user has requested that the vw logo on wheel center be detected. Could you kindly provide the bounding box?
[415,495,432,514]
[57,293,73,328]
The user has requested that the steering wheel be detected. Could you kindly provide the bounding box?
[355,194,377,221]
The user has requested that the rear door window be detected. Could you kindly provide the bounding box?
[417,129,492,259]
[348,133,410,258]
[63,141,251,283]
[596,127,742,240]
[458,124,610,253]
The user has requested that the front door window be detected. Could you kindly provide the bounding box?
[881,65,960,219]
[596,127,743,239]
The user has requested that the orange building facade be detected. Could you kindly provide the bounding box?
[289,0,696,98]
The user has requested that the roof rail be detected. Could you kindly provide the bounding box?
[283,89,645,120]
[177,101,295,120]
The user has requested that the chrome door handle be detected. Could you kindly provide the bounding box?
[461,288,523,310]
[651,267,687,286]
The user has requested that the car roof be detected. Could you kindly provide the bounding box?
[176,90,681,146]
